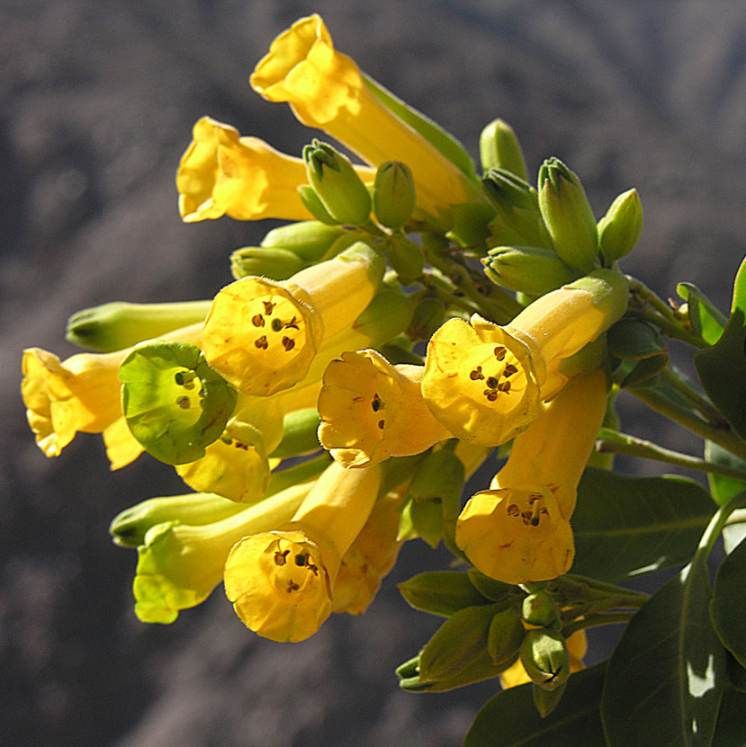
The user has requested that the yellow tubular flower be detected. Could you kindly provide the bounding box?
[201,243,384,396]
[103,417,145,470]
[422,270,626,445]
[499,630,587,689]
[455,370,608,584]
[318,349,451,467]
[332,487,407,615]
[250,14,478,219]
[134,481,311,624]
[21,324,203,459]
[224,461,381,643]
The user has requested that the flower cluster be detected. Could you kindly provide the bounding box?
[22,12,655,714]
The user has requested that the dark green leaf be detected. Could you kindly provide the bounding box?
[711,530,746,669]
[711,688,746,746]
[487,608,524,664]
[695,258,746,439]
[398,571,489,617]
[676,282,726,345]
[704,441,746,508]
[619,354,669,387]
[608,318,667,360]
[467,569,516,603]
[572,468,714,581]
[465,664,606,747]
[601,555,725,745]
[726,653,746,693]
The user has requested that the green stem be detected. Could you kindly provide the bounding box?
[696,491,746,560]
[562,611,636,638]
[595,429,746,481]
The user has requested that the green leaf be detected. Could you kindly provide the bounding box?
[487,608,524,664]
[712,688,746,746]
[398,571,489,617]
[704,440,746,508]
[601,509,728,747]
[363,74,478,181]
[608,318,667,360]
[676,283,726,345]
[467,569,516,603]
[465,664,607,747]
[120,342,236,465]
[695,258,746,439]
[711,530,746,669]
[572,468,714,581]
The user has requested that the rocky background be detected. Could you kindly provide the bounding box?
[2,1,746,744]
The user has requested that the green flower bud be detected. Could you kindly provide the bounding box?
[447,202,496,249]
[598,188,643,263]
[487,607,524,663]
[373,161,416,229]
[520,629,570,691]
[479,119,528,180]
[521,591,561,629]
[408,295,446,341]
[297,185,338,225]
[538,157,599,272]
[260,221,345,261]
[269,407,320,459]
[352,286,416,343]
[229,247,305,281]
[385,234,424,282]
[483,245,577,296]
[483,168,538,212]
[66,301,211,353]
[120,341,236,465]
[110,492,243,548]
[302,139,372,225]
[398,571,489,617]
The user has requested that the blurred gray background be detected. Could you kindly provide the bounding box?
[2,1,746,745]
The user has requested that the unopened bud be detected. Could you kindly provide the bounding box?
[480,119,528,180]
[598,188,643,263]
[66,301,211,353]
[230,247,305,280]
[521,592,560,629]
[483,245,576,296]
[297,185,338,225]
[303,140,372,225]
[538,157,599,272]
[483,168,538,212]
[520,629,570,691]
[385,234,424,282]
[373,161,416,229]
[260,221,345,261]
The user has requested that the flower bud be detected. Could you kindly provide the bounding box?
[520,629,570,690]
[479,119,528,180]
[297,184,338,224]
[487,607,524,664]
[483,168,538,212]
[303,139,372,225]
[229,247,305,281]
[483,246,577,296]
[260,221,345,261]
[598,188,643,263]
[521,591,560,629]
[385,234,424,282]
[66,301,211,353]
[373,161,416,229]
[398,571,489,617]
[538,157,599,273]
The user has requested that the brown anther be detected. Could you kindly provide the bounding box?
[371,393,382,412]
[498,381,511,393]
[494,346,507,360]
[281,336,295,351]
[528,494,542,504]
[287,580,300,593]
[176,396,190,409]
[274,549,290,566]
[483,389,498,402]
[271,318,283,332]
[284,316,300,331]
[254,335,269,349]
[469,366,484,381]
[308,564,319,576]
[251,314,265,327]
[263,301,276,315]
[507,504,520,517]
[486,376,499,389]
[377,419,385,430]
[220,435,233,445]
[503,364,518,377]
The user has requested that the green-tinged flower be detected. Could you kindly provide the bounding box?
[119,341,236,465]
[538,157,599,272]
[373,161,416,229]
[132,481,312,623]
[483,245,577,296]
[66,301,211,353]
[519,629,570,690]
[598,188,643,263]
[303,140,372,225]
[479,119,528,180]
[521,591,561,630]
[230,247,305,281]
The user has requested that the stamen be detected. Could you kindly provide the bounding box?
[281,336,295,351]
[507,504,520,517]
[377,419,385,429]
[175,396,191,409]
[263,300,276,315]
[503,364,518,377]
[498,381,511,393]
[284,316,300,331]
[274,549,290,566]
[287,580,300,593]
[483,389,498,402]
[494,346,507,360]
[486,376,499,389]
[251,314,265,327]
[254,335,269,349]
[469,366,484,381]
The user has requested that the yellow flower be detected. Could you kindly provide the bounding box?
[103,417,145,470]
[134,481,311,624]
[250,14,478,220]
[224,461,381,642]
[455,370,608,583]
[332,488,406,615]
[21,324,202,459]
[201,243,383,396]
[499,630,587,689]
[177,117,370,223]
[422,270,626,445]
[318,349,451,467]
